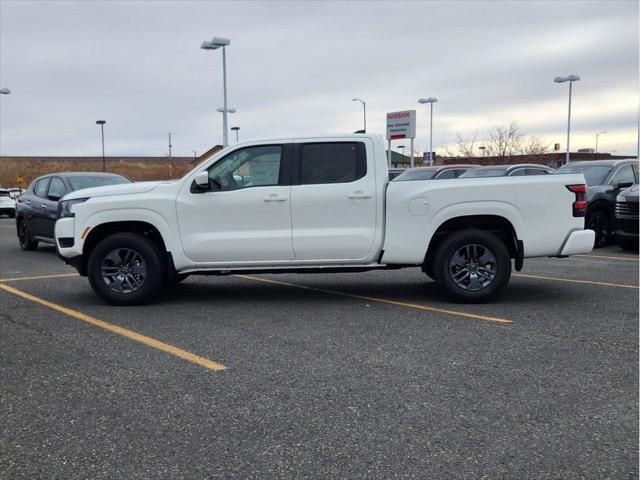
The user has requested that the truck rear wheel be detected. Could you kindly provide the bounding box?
[88,233,166,306]
[433,229,511,303]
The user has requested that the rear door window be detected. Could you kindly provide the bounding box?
[299,142,366,185]
[525,169,548,175]
[509,169,526,176]
[47,177,66,199]
[34,178,50,198]
[435,169,455,179]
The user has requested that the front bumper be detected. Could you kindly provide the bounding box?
[560,229,595,256]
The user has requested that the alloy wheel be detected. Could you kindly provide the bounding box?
[101,248,147,294]
[448,243,497,291]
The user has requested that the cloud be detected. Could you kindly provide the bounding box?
[0,0,637,157]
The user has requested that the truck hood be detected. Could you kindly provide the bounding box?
[63,181,172,200]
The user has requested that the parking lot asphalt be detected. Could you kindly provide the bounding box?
[0,217,638,479]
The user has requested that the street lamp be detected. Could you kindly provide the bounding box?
[479,145,487,157]
[96,120,106,172]
[595,130,607,160]
[231,126,240,142]
[418,97,438,166]
[554,74,580,164]
[352,98,366,133]
[202,36,232,148]
[0,88,10,95]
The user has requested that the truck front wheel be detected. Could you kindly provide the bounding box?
[87,233,166,306]
[433,229,511,303]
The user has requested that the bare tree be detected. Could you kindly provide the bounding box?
[485,122,524,161]
[444,132,478,159]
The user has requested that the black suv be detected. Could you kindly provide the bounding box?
[16,172,131,250]
[554,160,639,247]
[614,184,638,251]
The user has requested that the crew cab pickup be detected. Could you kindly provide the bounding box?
[54,134,594,305]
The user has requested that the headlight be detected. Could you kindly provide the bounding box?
[58,198,89,218]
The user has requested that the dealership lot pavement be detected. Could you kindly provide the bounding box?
[0,217,638,479]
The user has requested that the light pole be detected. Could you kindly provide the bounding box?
[479,145,487,158]
[418,97,437,166]
[231,126,240,142]
[352,98,366,132]
[554,74,580,164]
[201,36,232,147]
[595,130,607,160]
[96,120,106,172]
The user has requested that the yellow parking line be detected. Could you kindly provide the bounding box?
[0,283,227,372]
[513,273,639,289]
[235,274,512,325]
[575,254,639,262]
[0,273,80,282]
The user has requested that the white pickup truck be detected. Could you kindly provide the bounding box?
[54,134,594,305]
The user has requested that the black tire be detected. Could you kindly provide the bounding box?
[617,237,639,251]
[87,233,166,306]
[586,210,611,248]
[433,229,511,303]
[17,219,38,250]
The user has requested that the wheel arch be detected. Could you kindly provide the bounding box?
[81,220,175,276]
[424,214,521,271]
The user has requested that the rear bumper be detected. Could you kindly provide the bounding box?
[560,229,595,256]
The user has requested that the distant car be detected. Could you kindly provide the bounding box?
[0,189,16,218]
[614,184,638,251]
[392,164,478,182]
[7,188,23,200]
[459,164,554,178]
[16,172,132,250]
[554,159,639,247]
[388,168,405,180]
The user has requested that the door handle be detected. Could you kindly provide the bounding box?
[41,204,47,208]
[263,195,287,202]
[26,200,31,205]
[348,192,373,199]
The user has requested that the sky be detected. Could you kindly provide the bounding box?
[0,0,638,158]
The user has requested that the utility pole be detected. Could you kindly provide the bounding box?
[168,133,173,178]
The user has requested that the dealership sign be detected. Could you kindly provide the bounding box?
[386,110,416,140]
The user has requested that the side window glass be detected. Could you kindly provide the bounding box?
[48,177,66,199]
[34,178,50,198]
[525,169,548,175]
[509,169,525,176]
[610,165,635,185]
[453,170,467,178]
[436,169,455,179]
[206,145,282,191]
[300,142,365,185]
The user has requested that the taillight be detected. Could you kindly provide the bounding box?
[566,184,587,217]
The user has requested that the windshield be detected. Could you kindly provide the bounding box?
[392,169,436,181]
[460,168,508,178]
[554,165,612,186]
[68,175,131,191]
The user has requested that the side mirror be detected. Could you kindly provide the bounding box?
[48,192,62,201]
[194,171,210,189]
[618,181,633,189]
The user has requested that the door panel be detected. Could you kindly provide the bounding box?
[30,178,50,237]
[290,141,376,261]
[176,144,294,264]
[41,177,66,239]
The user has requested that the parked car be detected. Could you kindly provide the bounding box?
[7,188,23,200]
[554,159,639,247]
[16,172,131,250]
[388,168,405,180]
[55,134,593,306]
[0,189,16,218]
[459,164,554,178]
[614,184,638,251]
[392,165,478,182]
